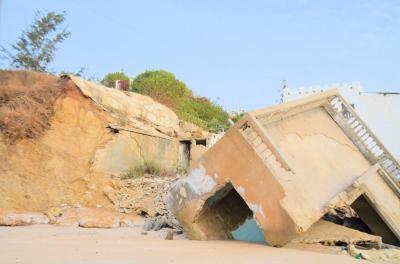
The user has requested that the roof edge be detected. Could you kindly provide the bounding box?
[251,89,339,118]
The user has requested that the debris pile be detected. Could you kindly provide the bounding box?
[113,175,174,217]
[112,174,182,231]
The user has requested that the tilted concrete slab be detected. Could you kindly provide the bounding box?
[282,82,400,161]
[168,90,400,246]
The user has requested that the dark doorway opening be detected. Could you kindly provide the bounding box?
[195,183,266,244]
[195,139,207,146]
[178,141,191,170]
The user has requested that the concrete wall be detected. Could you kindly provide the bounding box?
[259,107,372,229]
[93,131,179,175]
[361,170,400,244]
[282,83,400,160]
[168,128,296,245]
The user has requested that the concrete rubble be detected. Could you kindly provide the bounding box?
[110,174,182,231]
[0,209,50,226]
[168,89,400,252]
[348,245,400,262]
[0,175,182,235]
[290,220,382,247]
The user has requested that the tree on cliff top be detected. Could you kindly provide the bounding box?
[101,71,130,88]
[1,11,70,72]
[131,70,192,109]
[131,70,229,131]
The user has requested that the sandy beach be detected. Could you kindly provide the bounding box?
[0,225,364,264]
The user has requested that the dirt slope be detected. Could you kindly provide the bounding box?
[0,70,191,211]
[0,73,113,210]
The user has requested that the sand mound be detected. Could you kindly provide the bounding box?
[0,70,64,142]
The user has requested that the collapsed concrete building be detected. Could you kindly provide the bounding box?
[168,89,400,246]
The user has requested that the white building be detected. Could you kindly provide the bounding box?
[282,82,400,161]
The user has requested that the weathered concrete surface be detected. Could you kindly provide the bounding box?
[92,131,179,175]
[53,207,143,228]
[0,207,145,228]
[283,82,400,161]
[291,220,382,247]
[189,144,208,169]
[169,90,400,246]
[348,245,400,262]
[69,75,180,136]
[0,209,49,226]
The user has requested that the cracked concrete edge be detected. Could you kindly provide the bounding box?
[167,163,270,242]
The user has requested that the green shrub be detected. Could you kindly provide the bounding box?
[130,70,191,109]
[130,69,229,131]
[177,97,229,132]
[101,71,129,88]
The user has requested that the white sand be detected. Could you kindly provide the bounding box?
[0,225,364,264]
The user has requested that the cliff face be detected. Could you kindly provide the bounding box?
[0,71,188,211]
[0,79,110,210]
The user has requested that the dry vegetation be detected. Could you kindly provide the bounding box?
[121,160,177,180]
[0,70,64,142]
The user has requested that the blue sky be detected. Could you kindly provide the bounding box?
[1,0,400,111]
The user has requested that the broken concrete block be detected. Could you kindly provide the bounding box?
[120,214,145,228]
[55,208,120,228]
[0,210,49,226]
[168,89,400,246]
[348,244,400,262]
[291,220,382,247]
